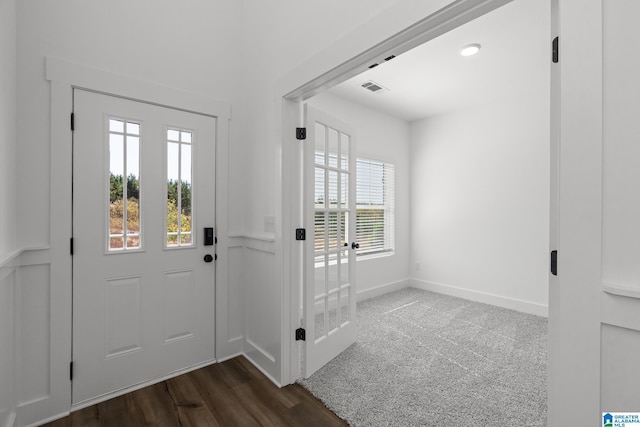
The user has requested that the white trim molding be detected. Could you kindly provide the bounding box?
[356,279,409,303]
[410,279,548,318]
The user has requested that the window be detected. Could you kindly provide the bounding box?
[108,118,141,251]
[166,128,193,247]
[356,158,395,256]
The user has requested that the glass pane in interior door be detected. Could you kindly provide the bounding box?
[339,212,347,248]
[315,168,325,208]
[314,212,326,253]
[328,171,338,209]
[328,293,338,333]
[314,298,325,341]
[328,128,339,168]
[339,250,349,285]
[315,123,326,165]
[340,133,350,170]
[328,212,338,249]
[340,289,349,326]
[340,173,348,209]
[315,255,326,298]
[328,252,339,293]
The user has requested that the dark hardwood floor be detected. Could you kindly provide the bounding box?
[41,356,348,427]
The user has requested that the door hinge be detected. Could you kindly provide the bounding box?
[550,250,558,276]
[552,36,559,63]
[70,112,75,131]
[296,127,306,140]
[295,328,306,341]
[70,361,74,381]
[70,238,74,256]
[295,228,306,241]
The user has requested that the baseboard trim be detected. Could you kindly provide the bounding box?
[70,358,218,412]
[243,352,282,388]
[2,412,16,427]
[24,412,64,427]
[357,279,410,302]
[410,279,548,317]
[216,351,243,364]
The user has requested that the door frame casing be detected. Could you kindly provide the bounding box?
[47,57,231,413]
[548,0,602,422]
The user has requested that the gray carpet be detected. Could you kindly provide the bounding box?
[299,287,547,426]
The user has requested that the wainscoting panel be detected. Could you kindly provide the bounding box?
[18,265,51,406]
[600,291,640,412]
[1,247,66,427]
[227,246,245,343]
[215,237,245,362]
[243,237,280,385]
[0,258,16,427]
[601,323,640,411]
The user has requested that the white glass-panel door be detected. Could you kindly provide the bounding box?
[304,106,357,377]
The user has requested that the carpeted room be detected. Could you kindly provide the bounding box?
[302,0,550,424]
[301,288,547,426]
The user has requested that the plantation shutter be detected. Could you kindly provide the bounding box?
[356,158,395,255]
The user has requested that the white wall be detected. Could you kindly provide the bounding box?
[308,92,411,299]
[17,0,245,246]
[237,0,402,235]
[0,0,17,259]
[410,90,550,315]
[0,0,17,424]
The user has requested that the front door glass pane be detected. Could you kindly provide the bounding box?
[108,118,141,251]
[166,129,194,247]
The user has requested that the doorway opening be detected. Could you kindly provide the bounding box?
[281,0,552,421]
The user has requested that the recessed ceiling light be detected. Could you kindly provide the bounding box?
[460,43,481,57]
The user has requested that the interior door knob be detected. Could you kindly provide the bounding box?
[204,254,214,263]
[351,242,359,250]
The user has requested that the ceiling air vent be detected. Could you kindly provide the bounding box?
[361,81,388,94]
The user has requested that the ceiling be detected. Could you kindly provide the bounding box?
[326,0,550,122]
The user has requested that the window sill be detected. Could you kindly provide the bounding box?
[357,250,395,262]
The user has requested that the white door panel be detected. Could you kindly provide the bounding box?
[304,106,356,377]
[72,90,216,404]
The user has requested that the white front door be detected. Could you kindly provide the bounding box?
[303,106,357,377]
[72,89,216,405]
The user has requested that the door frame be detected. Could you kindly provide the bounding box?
[47,58,231,412]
